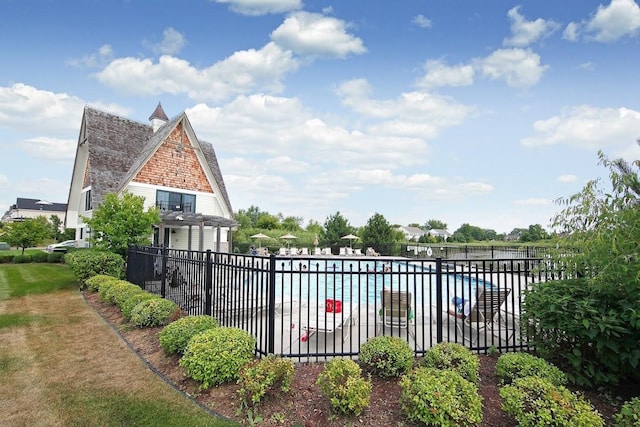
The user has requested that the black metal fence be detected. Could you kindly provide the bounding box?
[127,246,550,361]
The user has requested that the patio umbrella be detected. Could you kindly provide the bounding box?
[313,234,319,248]
[250,233,270,247]
[280,233,297,248]
[341,233,359,248]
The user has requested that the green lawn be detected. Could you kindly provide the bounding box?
[0,263,239,427]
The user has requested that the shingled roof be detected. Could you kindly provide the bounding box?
[81,106,233,216]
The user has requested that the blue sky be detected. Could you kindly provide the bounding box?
[1,0,639,234]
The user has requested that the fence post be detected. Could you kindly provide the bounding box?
[267,254,276,354]
[126,245,134,283]
[205,250,212,316]
[160,246,167,298]
[435,257,443,343]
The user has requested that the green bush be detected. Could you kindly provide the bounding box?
[316,358,372,416]
[359,336,414,378]
[495,352,567,386]
[422,342,479,384]
[98,280,132,304]
[615,397,640,427]
[0,254,15,263]
[13,255,32,263]
[112,283,146,310]
[129,298,181,327]
[400,367,483,426]
[180,327,256,389]
[46,252,64,263]
[238,355,294,406]
[64,249,125,283]
[159,315,219,355]
[523,277,640,387]
[84,274,120,292]
[121,292,159,321]
[31,251,48,263]
[500,376,604,427]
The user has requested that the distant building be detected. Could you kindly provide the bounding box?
[397,226,426,241]
[427,229,452,241]
[2,197,67,225]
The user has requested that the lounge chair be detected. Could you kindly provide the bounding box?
[354,248,363,256]
[314,247,322,256]
[289,247,298,256]
[278,247,288,256]
[345,247,354,256]
[300,247,309,256]
[448,287,512,344]
[323,247,332,255]
[339,247,347,256]
[377,289,415,338]
[301,299,355,342]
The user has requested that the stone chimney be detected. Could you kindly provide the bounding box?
[149,102,169,133]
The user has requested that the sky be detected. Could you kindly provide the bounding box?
[1,0,639,235]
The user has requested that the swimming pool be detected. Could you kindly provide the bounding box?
[265,258,494,310]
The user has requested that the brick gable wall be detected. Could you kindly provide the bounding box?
[132,123,214,193]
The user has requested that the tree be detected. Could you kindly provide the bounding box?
[519,224,549,242]
[361,213,396,253]
[49,214,62,242]
[322,212,353,246]
[83,191,160,258]
[3,216,50,254]
[235,205,262,229]
[255,213,280,230]
[281,215,303,232]
[523,149,640,387]
[424,219,447,230]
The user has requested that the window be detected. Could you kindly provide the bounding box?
[156,190,195,213]
[84,189,92,211]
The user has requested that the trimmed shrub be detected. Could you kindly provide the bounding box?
[46,252,64,263]
[13,255,32,263]
[238,355,295,406]
[84,274,120,292]
[0,254,15,263]
[495,352,567,386]
[400,367,483,426]
[112,284,146,310]
[615,397,640,427]
[422,342,479,384]
[316,358,372,416]
[500,376,604,427]
[64,249,125,283]
[31,251,48,263]
[98,280,132,304]
[121,292,159,321]
[159,315,219,355]
[129,298,181,327]
[359,336,414,378]
[180,327,256,389]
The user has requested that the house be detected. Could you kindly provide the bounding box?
[397,226,426,241]
[427,229,452,241]
[2,197,67,225]
[65,103,237,252]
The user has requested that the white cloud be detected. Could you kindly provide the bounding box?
[336,78,474,138]
[22,137,76,161]
[414,59,474,89]
[270,11,366,58]
[585,0,640,42]
[0,174,8,187]
[67,44,114,68]
[521,105,640,149]
[565,0,640,42]
[96,42,298,102]
[476,48,549,88]
[412,14,432,29]
[147,27,187,55]
[503,6,560,47]
[0,84,86,136]
[557,174,577,183]
[212,0,302,16]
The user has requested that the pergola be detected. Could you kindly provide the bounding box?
[158,211,238,252]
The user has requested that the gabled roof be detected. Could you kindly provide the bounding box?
[78,106,233,215]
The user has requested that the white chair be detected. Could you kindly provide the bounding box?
[301,299,355,342]
[300,247,309,256]
[314,247,322,256]
[278,247,288,256]
[354,248,363,256]
[289,247,298,256]
[346,247,354,256]
[323,247,332,255]
[339,247,347,256]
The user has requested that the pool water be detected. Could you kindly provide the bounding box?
[267,259,493,308]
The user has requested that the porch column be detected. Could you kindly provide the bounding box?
[199,221,204,252]
[187,225,193,252]
[216,226,221,252]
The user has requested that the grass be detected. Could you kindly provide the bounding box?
[0,263,239,427]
